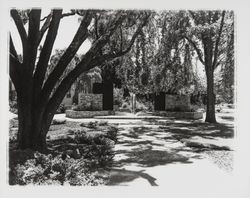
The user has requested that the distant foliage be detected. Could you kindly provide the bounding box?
[216,12,234,104]
[113,88,123,106]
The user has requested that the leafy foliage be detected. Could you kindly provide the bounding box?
[9,123,119,185]
[10,152,108,185]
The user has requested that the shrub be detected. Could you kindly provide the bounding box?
[72,103,99,111]
[113,88,123,106]
[87,121,98,129]
[9,123,119,186]
[9,152,108,186]
[98,120,108,126]
[106,126,118,143]
[52,118,66,125]
[121,102,129,109]
[56,104,66,114]
[135,101,148,112]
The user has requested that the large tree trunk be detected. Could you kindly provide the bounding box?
[17,102,48,151]
[16,85,54,151]
[205,65,217,123]
[17,107,54,151]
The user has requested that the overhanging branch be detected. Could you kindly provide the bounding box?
[40,11,93,105]
[38,13,52,43]
[91,12,151,65]
[39,11,76,44]
[184,35,205,65]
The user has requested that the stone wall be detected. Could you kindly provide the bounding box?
[165,94,191,112]
[78,93,103,110]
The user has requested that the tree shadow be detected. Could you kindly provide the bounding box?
[105,168,158,186]
[159,121,234,139]
[109,116,234,185]
[118,139,164,147]
[114,147,193,168]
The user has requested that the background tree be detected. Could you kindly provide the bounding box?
[215,11,234,104]
[182,10,232,123]
[10,9,150,150]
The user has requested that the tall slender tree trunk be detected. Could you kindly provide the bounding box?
[205,65,217,123]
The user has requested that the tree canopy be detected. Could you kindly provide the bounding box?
[10,9,151,150]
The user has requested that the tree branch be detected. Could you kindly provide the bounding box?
[9,34,18,60]
[212,10,226,70]
[40,11,93,104]
[61,12,76,18]
[40,14,50,21]
[33,10,62,101]
[10,9,28,57]
[44,11,127,114]
[23,9,41,75]
[38,11,76,44]
[184,35,205,65]
[9,53,22,93]
[92,12,150,64]
[38,13,52,43]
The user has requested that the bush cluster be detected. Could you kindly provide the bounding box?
[9,152,108,185]
[80,120,109,129]
[9,123,119,186]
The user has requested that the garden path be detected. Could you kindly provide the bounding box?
[54,105,235,187]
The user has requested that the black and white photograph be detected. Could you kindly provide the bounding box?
[0,0,250,197]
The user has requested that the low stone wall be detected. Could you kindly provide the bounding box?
[165,94,191,112]
[78,93,103,110]
[66,110,113,118]
[153,111,203,120]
